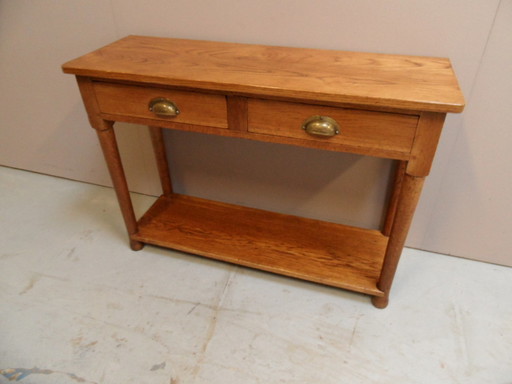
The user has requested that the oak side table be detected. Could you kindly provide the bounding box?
[62,36,464,308]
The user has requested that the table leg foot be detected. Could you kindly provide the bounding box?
[130,239,144,251]
[371,295,389,309]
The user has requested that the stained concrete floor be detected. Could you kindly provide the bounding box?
[1,166,511,384]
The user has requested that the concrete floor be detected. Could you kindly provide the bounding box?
[0,166,511,384]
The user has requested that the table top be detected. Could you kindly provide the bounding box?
[62,35,465,113]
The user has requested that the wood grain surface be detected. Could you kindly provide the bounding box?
[248,98,419,155]
[132,194,388,296]
[93,82,228,129]
[63,35,465,113]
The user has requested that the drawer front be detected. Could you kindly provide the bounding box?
[93,82,228,129]
[248,99,418,154]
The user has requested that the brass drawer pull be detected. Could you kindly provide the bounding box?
[148,97,180,117]
[302,115,340,137]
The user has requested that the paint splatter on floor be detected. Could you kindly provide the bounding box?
[1,367,53,381]
[0,367,94,383]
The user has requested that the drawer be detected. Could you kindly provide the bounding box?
[248,99,419,155]
[92,82,228,129]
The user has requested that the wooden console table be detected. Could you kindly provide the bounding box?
[62,36,464,308]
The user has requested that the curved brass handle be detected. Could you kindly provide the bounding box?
[148,98,180,117]
[302,116,340,137]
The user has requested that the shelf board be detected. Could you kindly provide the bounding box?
[132,194,387,296]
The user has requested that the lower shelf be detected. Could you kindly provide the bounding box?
[132,194,387,296]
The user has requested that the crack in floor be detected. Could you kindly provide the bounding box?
[190,267,237,379]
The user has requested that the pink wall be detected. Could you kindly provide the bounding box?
[0,0,510,266]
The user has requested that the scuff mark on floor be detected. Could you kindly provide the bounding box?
[187,302,200,316]
[451,303,471,369]
[38,273,69,282]
[66,247,79,261]
[347,313,363,353]
[143,292,261,317]
[150,362,166,371]
[79,229,95,242]
[0,252,23,260]
[19,272,70,295]
[145,293,206,307]
[0,367,97,383]
[71,336,99,359]
[19,275,41,295]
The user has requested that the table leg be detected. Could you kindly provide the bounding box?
[382,160,407,236]
[148,126,173,196]
[372,173,425,308]
[96,123,144,251]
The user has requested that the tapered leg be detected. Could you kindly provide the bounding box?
[96,123,144,251]
[382,160,407,236]
[373,173,425,308]
[148,126,173,196]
